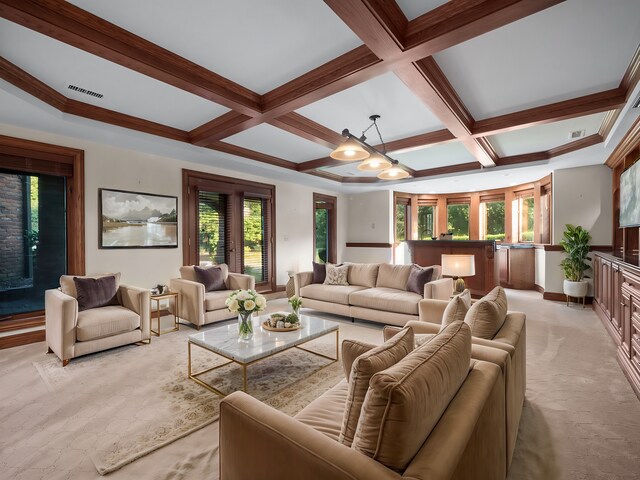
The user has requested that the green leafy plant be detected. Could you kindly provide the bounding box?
[559,224,592,281]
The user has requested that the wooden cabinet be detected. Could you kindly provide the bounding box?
[496,246,535,290]
[593,251,640,399]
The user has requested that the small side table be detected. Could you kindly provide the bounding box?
[150,291,180,336]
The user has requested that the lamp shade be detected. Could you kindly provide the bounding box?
[377,165,410,180]
[330,137,370,161]
[357,153,392,171]
[441,254,475,277]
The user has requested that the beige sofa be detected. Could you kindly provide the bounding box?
[169,264,255,329]
[219,323,506,480]
[294,263,453,326]
[384,297,526,469]
[45,274,150,366]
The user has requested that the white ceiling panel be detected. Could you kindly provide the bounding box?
[434,0,640,119]
[296,72,444,141]
[321,162,380,178]
[489,112,606,157]
[393,141,476,170]
[0,20,229,131]
[396,0,449,21]
[68,0,362,94]
[225,123,331,163]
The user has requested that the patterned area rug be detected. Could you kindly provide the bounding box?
[29,327,343,475]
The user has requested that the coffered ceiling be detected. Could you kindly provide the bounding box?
[0,0,639,191]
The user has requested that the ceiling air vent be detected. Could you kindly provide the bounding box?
[569,129,586,140]
[632,93,640,109]
[67,84,104,99]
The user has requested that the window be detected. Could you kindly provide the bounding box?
[185,170,275,291]
[417,204,435,240]
[480,200,505,241]
[540,185,551,244]
[518,195,535,242]
[314,193,337,264]
[447,203,469,240]
[396,198,410,242]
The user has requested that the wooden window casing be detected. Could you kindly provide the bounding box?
[313,193,337,264]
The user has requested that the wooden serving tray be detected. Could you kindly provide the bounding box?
[261,321,302,332]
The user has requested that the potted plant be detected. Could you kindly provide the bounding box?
[559,224,591,301]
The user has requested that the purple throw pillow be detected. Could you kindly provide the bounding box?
[194,266,226,292]
[73,275,119,312]
[406,265,434,295]
[312,262,326,284]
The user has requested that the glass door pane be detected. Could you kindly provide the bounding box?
[418,205,434,239]
[198,191,228,266]
[315,207,329,263]
[243,197,267,283]
[0,171,66,316]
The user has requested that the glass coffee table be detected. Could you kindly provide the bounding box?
[187,314,339,396]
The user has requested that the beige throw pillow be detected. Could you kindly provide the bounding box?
[464,286,508,339]
[341,340,375,382]
[339,328,414,447]
[352,322,472,472]
[324,263,349,286]
[439,289,472,331]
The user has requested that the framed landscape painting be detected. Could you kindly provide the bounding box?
[99,188,178,248]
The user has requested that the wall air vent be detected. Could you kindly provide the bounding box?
[569,129,586,140]
[67,84,104,99]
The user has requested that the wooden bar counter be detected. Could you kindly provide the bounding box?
[406,240,497,297]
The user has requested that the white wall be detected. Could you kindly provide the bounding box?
[343,190,394,263]
[544,164,613,294]
[535,247,546,289]
[1,124,345,288]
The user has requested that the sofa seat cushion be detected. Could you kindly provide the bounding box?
[76,305,140,342]
[349,287,422,315]
[294,379,349,441]
[204,290,234,311]
[300,284,367,305]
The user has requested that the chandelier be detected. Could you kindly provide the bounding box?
[330,115,410,180]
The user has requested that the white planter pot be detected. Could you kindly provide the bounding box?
[563,280,588,298]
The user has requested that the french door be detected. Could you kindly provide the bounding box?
[184,170,275,292]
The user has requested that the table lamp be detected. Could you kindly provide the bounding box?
[441,254,476,293]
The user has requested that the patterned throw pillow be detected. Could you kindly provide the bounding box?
[323,263,349,286]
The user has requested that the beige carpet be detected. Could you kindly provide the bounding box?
[1,293,640,479]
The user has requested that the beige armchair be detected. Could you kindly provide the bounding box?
[169,264,255,329]
[45,276,150,366]
[424,277,454,300]
[385,299,526,469]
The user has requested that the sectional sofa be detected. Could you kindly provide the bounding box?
[294,263,453,326]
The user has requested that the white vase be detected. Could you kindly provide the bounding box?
[563,280,588,298]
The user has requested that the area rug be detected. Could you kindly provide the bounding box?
[29,328,343,476]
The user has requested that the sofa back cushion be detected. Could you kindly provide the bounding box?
[376,263,413,290]
[464,286,508,339]
[440,289,472,330]
[60,272,121,299]
[352,321,472,472]
[339,328,414,448]
[347,263,379,288]
[194,265,226,292]
[181,264,229,285]
[73,275,119,311]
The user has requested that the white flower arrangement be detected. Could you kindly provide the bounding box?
[226,289,267,314]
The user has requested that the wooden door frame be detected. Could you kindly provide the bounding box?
[0,134,85,341]
[313,193,337,264]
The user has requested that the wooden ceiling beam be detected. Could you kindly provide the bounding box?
[0,0,262,115]
[472,88,627,137]
[267,112,344,149]
[394,58,496,166]
[412,162,483,178]
[403,0,565,63]
[206,142,299,171]
[0,55,66,111]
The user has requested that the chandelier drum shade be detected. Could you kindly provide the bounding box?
[330,115,412,180]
